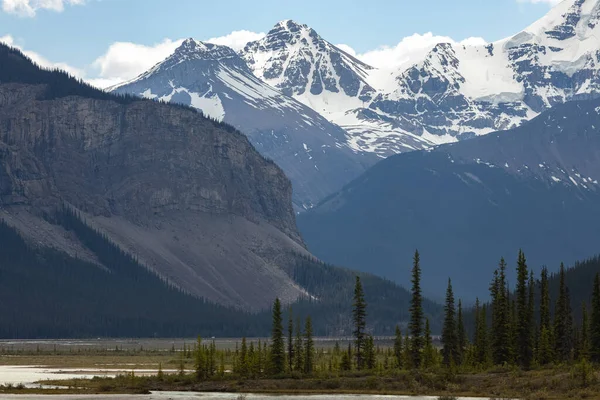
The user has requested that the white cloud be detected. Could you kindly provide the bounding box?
[2,0,84,17]
[205,30,265,51]
[92,38,184,86]
[91,30,265,89]
[337,32,487,70]
[0,34,84,77]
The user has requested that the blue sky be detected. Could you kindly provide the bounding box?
[0,0,560,87]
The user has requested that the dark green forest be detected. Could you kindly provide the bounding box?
[0,206,440,338]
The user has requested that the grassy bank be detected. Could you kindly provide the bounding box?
[41,366,600,399]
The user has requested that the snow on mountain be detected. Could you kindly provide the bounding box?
[111,38,374,210]
[359,0,600,156]
[237,1,600,158]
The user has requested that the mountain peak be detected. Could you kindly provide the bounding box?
[275,19,308,31]
[172,38,237,61]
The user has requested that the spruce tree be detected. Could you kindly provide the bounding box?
[442,278,458,367]
[341,344,352,371]
[457,299,467,365]
[270,298,285,375]
[365,335,376,370]
[294,317,304,372]
[239,337,249,378]
[491,258,512,365]
[195,336,207,380]
[526,271,536,368]
[591,273,600,363]
[538,267,553,365]
[580,303,590,361]
[516,250,533,368]
[393,325,403,369]
[474,301,489,365]
[554,264,573,363]
[353,276,367,370]
[410,250,424,368]
[423,317,436,368]
[304,316,314,374]
[287,308,294,372]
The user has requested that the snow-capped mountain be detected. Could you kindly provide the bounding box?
[360,0,600,155]
[111,39,375,210]
[240,1,600,157]
[112,0,600,207]
[239,21,437,155]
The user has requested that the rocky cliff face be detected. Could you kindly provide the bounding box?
[0,82,309,310]
[112,39,373,211]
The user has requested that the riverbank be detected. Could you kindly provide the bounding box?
[38,366,600,400]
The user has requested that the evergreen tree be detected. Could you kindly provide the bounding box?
[393,325,403,369]
[195,336,207,380]
[423,318,436,368]
[591,273,600,363]
[409,250,424,368]
[442,278,458,367]
[474,300,489,365]
[287,308,294,372]
[353,276,367,370]
[403,331,412,369]
[491,258,512,365]
[538,267,553,365]
[365,335,376,370]
[457,299,467,365]
[526,271,536,368]
[580,303,590,361]
[239,337,249,378]
[294,317,304,373]
[554,264,573,363]
[304,316,314,374]
[516,250,533,368]
[341,343,352,371]
[270,298,285,375]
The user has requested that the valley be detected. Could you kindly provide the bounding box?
[1,0,600,399]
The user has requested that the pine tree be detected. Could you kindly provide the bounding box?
[423,318,436,368]
[341,343,352,371]
[195,336,207,380]
[410,250,424,368]
[393,325,403,369]
[304,317,314,374]
[554,264,573,363]
[516,250,533,368]
[474,301,489,365]
[526,271,536,368]
[491,258,512,365]
[580,303,590,361]
[457,299,467,365]
[294,318,304,373]
[270,298,285,375]
[403,331,412,369]
[442,278,458,367]
[591,273,600,363]
[287,308,294,372]
[538,267,553,365]
[239,337,249,378]
[365,335,376,370]
[353,276,367,370]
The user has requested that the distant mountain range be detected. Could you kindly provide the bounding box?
[298,96,600,300]
[114,0,600,209]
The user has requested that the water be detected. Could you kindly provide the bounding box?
[0,366,490,400]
